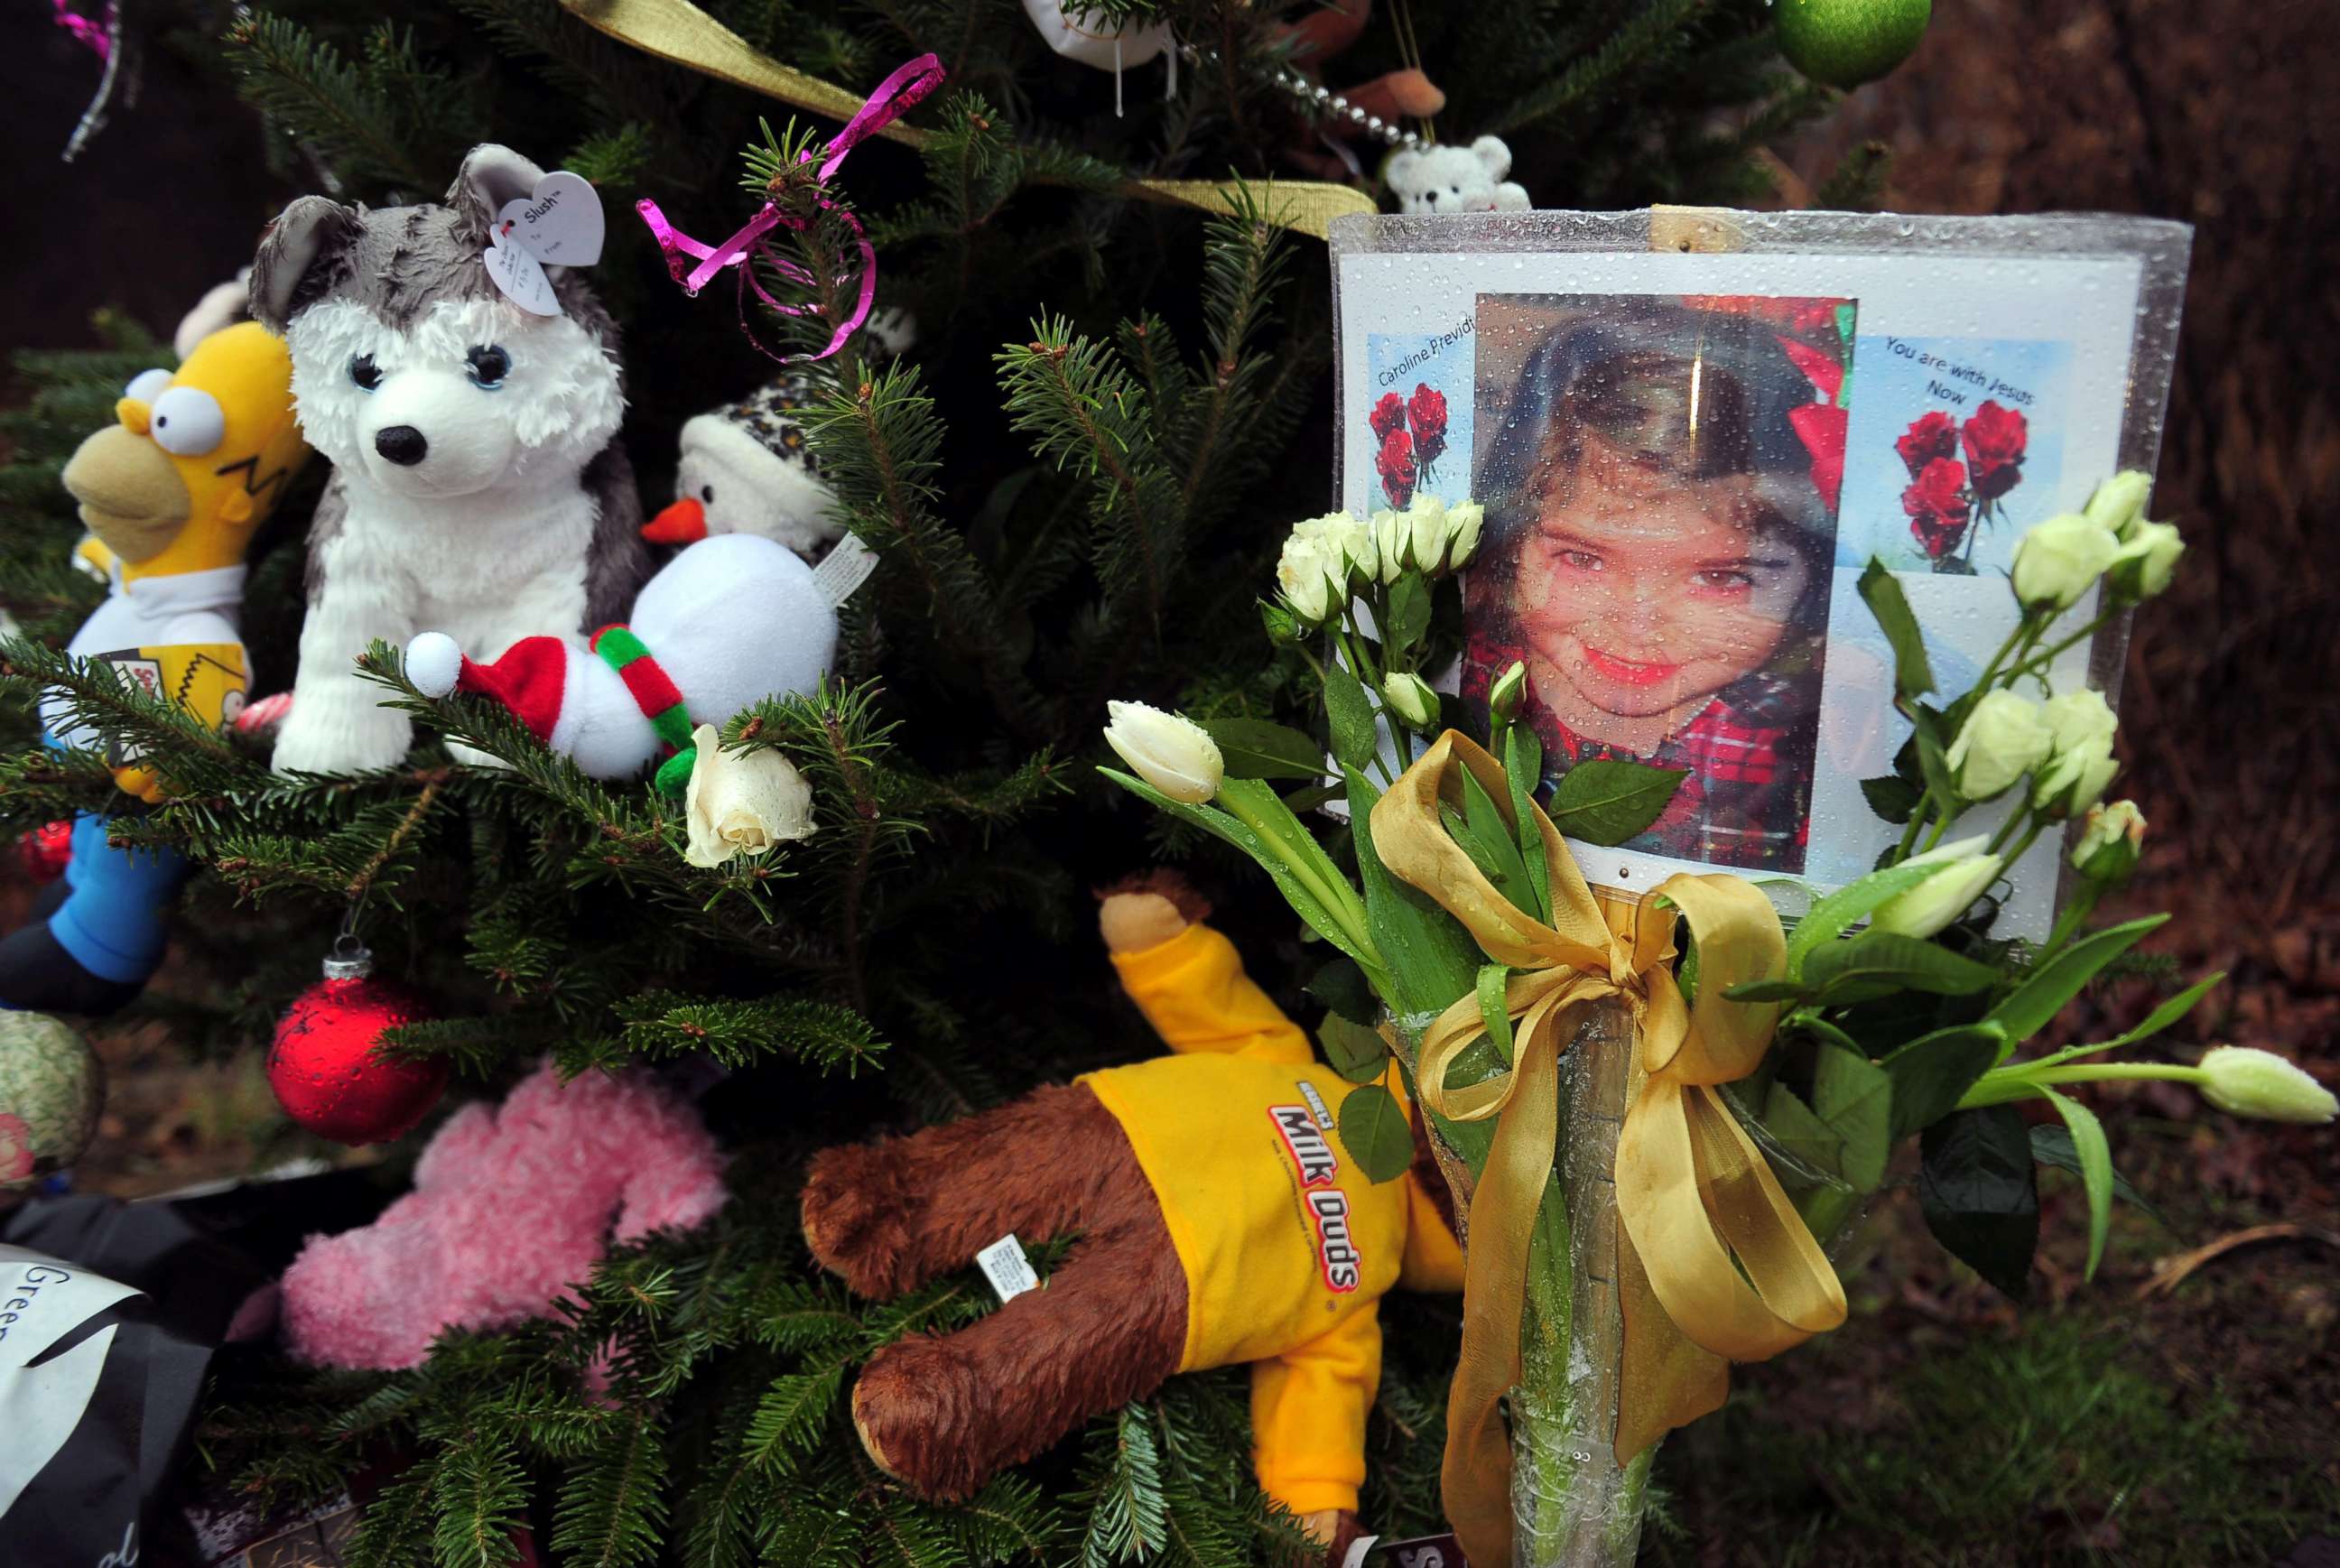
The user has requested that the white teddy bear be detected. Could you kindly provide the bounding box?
[1384,135,1532,216]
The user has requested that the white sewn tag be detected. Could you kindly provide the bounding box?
[483,229,561,316]
[1339,1536,1380,1568]
[494,171,605,268]
[812,533,879,608]
[974,1233,1039,1303]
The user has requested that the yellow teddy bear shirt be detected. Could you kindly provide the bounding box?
[1080,922,1463,1517]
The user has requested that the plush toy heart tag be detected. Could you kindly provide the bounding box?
[494,172,605,268]
[483,229,561,317]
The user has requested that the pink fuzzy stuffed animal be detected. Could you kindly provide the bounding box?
[280,1059,728,1369]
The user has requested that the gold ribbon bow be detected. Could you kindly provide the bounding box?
[1370,731,1846,1568]
[561,0,1380,241]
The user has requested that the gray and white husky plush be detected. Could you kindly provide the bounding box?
[250,144,651,774]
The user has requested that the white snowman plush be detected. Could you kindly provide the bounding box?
[1384,135,1532,216]
[645,374,844,560]
[405,533,840,792]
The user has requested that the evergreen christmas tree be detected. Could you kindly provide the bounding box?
[0,3,1885,1562]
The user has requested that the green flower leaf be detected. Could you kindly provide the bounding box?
[1861,774,1923,824]
[2030,1124,2164,1228]
[1802,929,2002,1003]
[1813,1047,1892,1192]
[1199,717,1327,781]
[1386,573,1433,654]
[1546,758,1686,846]
[1786,857,1971,974]
[1318,1013,1392,1084]
[1336,1081,1416,1183]
[1502,722,1552,923]
[2040,1087,2114,1280]
[1305,957,1378,1026]
[1323,663,1379,772]
[1859,557,1936,700]
[1918,1105,2039,1300]
[1985,914,2170,1053]
[1881,1022,2009,1139]
[1474,961,1515,1065]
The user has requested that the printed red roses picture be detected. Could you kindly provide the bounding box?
[1898,399,2029,571]
[1370,384,1448,507]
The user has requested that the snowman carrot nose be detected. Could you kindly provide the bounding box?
[643,496,707,543]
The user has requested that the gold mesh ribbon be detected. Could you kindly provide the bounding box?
[558,0,1379,240]
[1369,731,1847,1568]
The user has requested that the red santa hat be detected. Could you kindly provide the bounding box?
[404,632,568,741]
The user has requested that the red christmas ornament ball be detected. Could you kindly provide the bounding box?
[268,966,446,1146]
[18,821,73,883]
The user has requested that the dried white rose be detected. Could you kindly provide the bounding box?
[683,723,817,868]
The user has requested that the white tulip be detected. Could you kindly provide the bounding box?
[2108,519,2184,600]
[1945,691,2052,802]
[683,724,817,868]
[2010,513,2122,613]
[1871,836,2004,939]
[2082,469,2152,540]
[2197,1046,2337,1125]
[1102,700,1223,804]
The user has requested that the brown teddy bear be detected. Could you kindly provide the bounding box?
[800,875,1463,1555]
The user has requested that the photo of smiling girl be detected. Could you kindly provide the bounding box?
[1461,294,1853,873]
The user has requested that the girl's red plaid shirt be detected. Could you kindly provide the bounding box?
[1460,633,1817,872]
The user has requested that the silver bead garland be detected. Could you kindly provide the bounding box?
[1176,41,1424,149]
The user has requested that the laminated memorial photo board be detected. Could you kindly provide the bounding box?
[1329,208,2191,938]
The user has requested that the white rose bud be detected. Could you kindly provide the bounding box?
[1382,670,1438,728]
[2196,1046,2337,1125]
[2082,469,2152,540]
[1102,700,1223,804]
[1945,691,2053,802]
[2041,688,2117,757]
[1444,499,1486,572]
[2010,513,2122,614]
[682,724,817,868]
[1371,508,1409,583]
[1314,511,1379,590]
[2071,798,2145,883]
[1399,495,1446,575]
[2032,733,2117,819]
[1871,835,2004,939]
[1488,658,1528,723]
[2107,519,2184,601]
[1277,524,1336,625]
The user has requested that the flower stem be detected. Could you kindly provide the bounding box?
[1960,1060,2203,1109]
[1217,787,1379,964]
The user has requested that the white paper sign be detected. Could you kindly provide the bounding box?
[483,229,560,316]
[973,1234,1039,1303]
[0,1247,143,1519]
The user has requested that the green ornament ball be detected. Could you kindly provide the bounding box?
[0,1012,105,1188]
[1774,0,1933,88]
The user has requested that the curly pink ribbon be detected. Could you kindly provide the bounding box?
[52,0,115,60]
[635,53,944,364]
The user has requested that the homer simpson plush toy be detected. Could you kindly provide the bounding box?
[0,321,310,1013]
[800,876,1463,1559]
